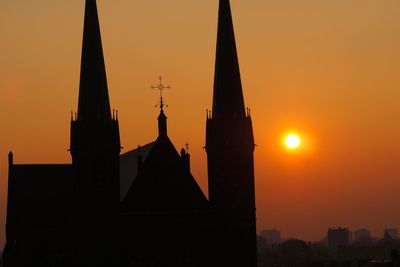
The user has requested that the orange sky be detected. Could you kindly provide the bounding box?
[1,0,400,246]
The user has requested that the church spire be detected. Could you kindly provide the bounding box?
[206,1,257,265]
[77,0,111,121]
[212,0,245,120]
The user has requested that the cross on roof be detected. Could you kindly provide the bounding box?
[151,76,171,111]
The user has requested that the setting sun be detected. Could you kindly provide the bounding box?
[285,134,301,149]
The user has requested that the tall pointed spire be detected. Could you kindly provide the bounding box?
[206,1,257,265]
[212,0,245,119]
[77,0,111,121]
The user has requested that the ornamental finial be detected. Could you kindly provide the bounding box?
[151,76,171,111]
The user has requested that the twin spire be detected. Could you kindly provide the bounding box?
[76,0,245,123]
[212,0,246,120]
[77,0,111,121]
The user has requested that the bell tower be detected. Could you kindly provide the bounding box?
[70,0,120,265]
[205,0,257,265]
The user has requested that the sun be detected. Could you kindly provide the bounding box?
[285,134,301,149]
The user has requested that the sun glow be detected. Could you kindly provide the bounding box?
[285,134,301,149]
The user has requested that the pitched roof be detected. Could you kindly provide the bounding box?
[122,136,209,213]
[120,142,155,201]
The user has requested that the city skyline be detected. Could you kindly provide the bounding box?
[1,0,400,247]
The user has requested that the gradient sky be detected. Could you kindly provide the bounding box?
[1,0,400,246]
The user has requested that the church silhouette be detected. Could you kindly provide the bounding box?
[3,0,257,266]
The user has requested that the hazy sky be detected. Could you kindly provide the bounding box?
[1,0,400,246]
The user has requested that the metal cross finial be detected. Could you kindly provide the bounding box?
[151,76,171,111]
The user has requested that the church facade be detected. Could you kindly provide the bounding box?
[3,0,257,266]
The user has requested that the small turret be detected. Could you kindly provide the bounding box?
[4,151,16,263]
[8,151,13,168]
[152,76,171,139]
[180,143,191,173]
[158,110,168,138]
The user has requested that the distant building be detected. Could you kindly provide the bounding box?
[354,228,371,243]
[328,227,351,251]
[384,228,399,239]
[337,245,393,262]
[261,228,283,246]
[257,238,398,267]
[280,239,310,267]
[348,230,354,243]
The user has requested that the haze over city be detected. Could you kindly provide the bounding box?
[1,0,400,249]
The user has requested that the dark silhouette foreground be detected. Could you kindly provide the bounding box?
[3,0,257,266]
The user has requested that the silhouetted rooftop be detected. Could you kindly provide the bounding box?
[122,136,209,213]
[120,142,155,200]
[11,164,73,230]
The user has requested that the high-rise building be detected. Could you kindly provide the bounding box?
[384,228,399,239]
[328,227,351,251]
[261,229,283,246]
[354,228,371,243]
